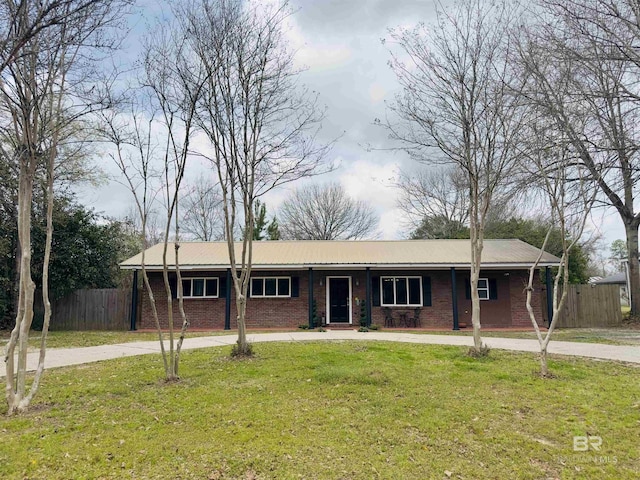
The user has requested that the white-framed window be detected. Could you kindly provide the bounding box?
[251,277,291,298]
[477,278,489,300]
[181,277,219,298]
[381,276,422,306]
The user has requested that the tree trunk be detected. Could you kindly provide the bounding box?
[470,283,482,350]
[540,346,549,377]
[469,191,484,352]
[20,157,55,410]
[6,161,36,415]
[625,222,640,316]
[236,294,249,355]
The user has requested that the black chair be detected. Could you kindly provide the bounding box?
[407,308,421,328]
[382,307,395,327]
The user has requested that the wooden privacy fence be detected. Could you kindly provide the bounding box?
[35,289,132,331]
[557,284,622,328]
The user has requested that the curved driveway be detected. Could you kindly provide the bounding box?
[2,330,639,378]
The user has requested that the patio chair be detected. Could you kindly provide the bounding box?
[407,308,421,328]
[382,307,395,327]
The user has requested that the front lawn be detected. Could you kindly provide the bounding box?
[0,330,232,349]
[397,328,640,345]
[1,342,638,479]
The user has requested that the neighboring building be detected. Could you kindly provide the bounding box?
[591,272,629,306]
[120,239,560,330]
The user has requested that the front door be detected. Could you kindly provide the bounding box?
[328,277,351,323]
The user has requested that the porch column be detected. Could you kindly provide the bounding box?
[545,267,553,328]
[129,270,138,331]
[224,268,231,330]
[451,267,459,330]
[308,268,314,328]
[365,267,372,327]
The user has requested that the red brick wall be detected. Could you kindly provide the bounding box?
[243,270,309,328]
[140,272,227,330]
[140,270,309,330]
[138,268,545,330]
[366,270,453,328]
[455,270,544,328]
[456,271,511,327]
[509,270,544,327]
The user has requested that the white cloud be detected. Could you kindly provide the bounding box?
[368,83,387,104]
[286,17,353,71]
[295,44,353,71]
[337,159,405,239]
[378,208,408,239]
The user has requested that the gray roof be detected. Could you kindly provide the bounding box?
[121,239,561,270]
[592,272,627,285]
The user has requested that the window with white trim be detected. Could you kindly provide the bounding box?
[381,276,422,306]
[251,277,291,298]
[181,277,219,298]
[477,278,489,300]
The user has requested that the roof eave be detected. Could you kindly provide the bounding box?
[120,261,561,271]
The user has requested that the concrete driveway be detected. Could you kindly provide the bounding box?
[2,330,639,378]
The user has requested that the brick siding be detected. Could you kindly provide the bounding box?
[139,268,545,330]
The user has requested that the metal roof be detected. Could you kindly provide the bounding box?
[591,272,627,285]
[120,239,561,270]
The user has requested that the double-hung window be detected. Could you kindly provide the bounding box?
[381,276,422,306]
[181,277,219,298]
[251,277,291,298]
[477,278,489,300]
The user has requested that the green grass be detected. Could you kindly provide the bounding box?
[389,328,640,345]
[0,330,233,349]
[1,342,638,479]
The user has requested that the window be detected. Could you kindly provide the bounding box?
[251,277,291,298]
[381,277,422,306]
[181,277,218,298]
[477,278,489,300]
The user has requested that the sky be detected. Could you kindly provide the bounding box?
[75,0,627,250]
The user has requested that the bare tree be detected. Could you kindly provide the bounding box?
[521,123,597,376]
[0,0,116,73]
[396,166,469,233]
[95,10,205,381]
[181,0,330,355]
[400,165,528,239]
[123,205,165,247]
[517,0,640,316]
[97,96,171,368]
[279,182,378,240]
[181,178,225,241]
[385,0,524,353]
[1,0,131,415]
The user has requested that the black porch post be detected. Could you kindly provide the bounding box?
[308,268,314,328]
[224,268,231,330]
[545,266,553,328]
[366,267,372,327]
[451,267,459,331]
[129,270,138,331]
